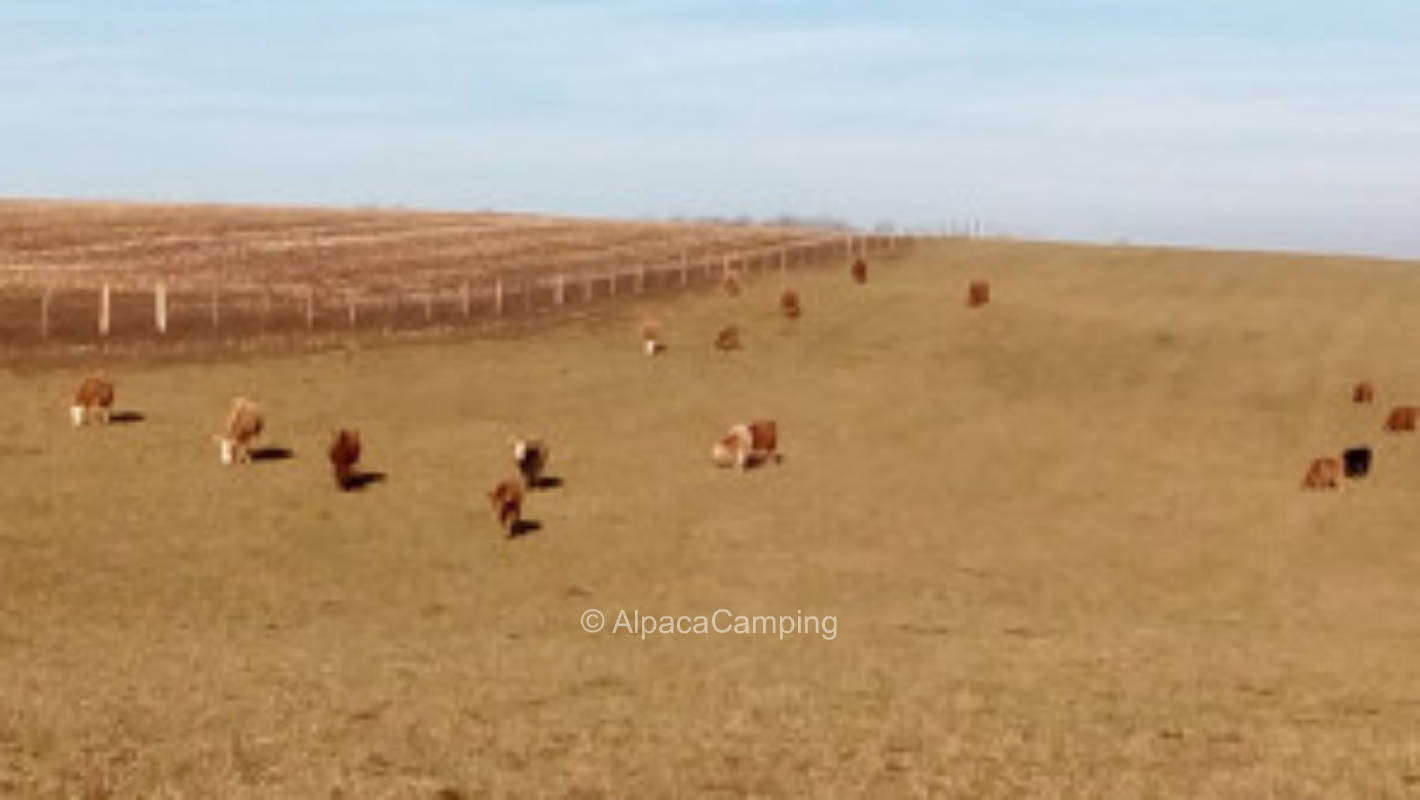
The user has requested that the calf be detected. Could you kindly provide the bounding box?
[216,396,264,465]
[850,259,868,284]
[1384,406,1418,432]
[967,280,991,307]
[711,419,781,470]
[715,326,741,352]
[1352,381,1375,404]
[1301,456,1342,491]
[329,428,361,489]
[488,478,524,534]
[513,438,550,488]
[71,375,115,427]
[780,289,801,319]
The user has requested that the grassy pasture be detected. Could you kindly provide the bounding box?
[3,239,1420,797]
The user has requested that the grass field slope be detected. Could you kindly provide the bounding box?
[3,239,1420,797]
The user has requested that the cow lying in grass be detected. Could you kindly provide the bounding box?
[1384,406,1417,432]
[1353,381,1375,404]
[215,397,264,465]
[715,326,741,352]
[71,375,115,427]
[711,419,781,470]
[1301,456,1342,491]
[967,280,991,307]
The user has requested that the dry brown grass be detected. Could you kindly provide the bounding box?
[2,238,1420,796]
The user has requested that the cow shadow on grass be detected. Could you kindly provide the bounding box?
[509,519,543,538]
[339,470,388,492]
[529,475,564,490]
[109,410,145,424]
[250,446,295,462]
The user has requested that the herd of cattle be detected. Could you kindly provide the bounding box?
[1301,380,1417,490]
[66,258,996,534]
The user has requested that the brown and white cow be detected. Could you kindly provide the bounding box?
[711,419,781,470]
[967,280,991,307]
[715,326,741,352]
[329,428,361,489]
[641,321,665,355]
[1301,456,1342,490]
[71,375,115,427]
[780,289,801,319]
[1352,381,1375,404]
[850,259,868,284]
[1384,406,1417,432]
[216,396,264,465]
[513,438,550,489]
[488,478,524,533]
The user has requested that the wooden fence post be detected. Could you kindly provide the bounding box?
[40,286,51,340]
[423,289,434,323]
[779,248,787,275]
[346,291,357,328]
[494,278,504,315]
[154,281,168,335]
[261,287,272,332]
[305,286,315,330]
[460,280,471,318]
[636,265,646,294]
[555,274,566,305]
[584,274,594,302]
[209,285,220,331]
[607,273,617,297]
[99,283,111,337]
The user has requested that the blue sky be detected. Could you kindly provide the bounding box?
[3,1,1419,256]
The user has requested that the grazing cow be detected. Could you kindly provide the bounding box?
[488,478,524,533]
[850,259,868,284]
[1352,381,1374,403]
[329,428,361,489]
[967,280,991,307]
[513,438,550,488]
[715,326,741,352]
[721,272,742,297]
[711,419,781,470]
[641,322,665,355]
[215,396,264,465]
[780,289,801,319]
[1301,457,1342,491]
[1384,406,1418,432]
[1343,447,1372,479]
[71,375,115,427]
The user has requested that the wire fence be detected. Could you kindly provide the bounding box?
[0,233,910,350]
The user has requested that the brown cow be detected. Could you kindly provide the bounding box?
[721,272,742,297]
[967,280,991,307]
[1384,406,1418,432]
[488,478,524,533]
[329,429,361,489]
[641,321,665,355]
[1352,381,1374,403]
[715,326,741,352]
[1301,457,1342,490]
[850,259,867,284]
[513,438,550,489]
[215,396,264,465]
[780,289,801,319]
[711,419,781,470]
[71,375,115,427]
